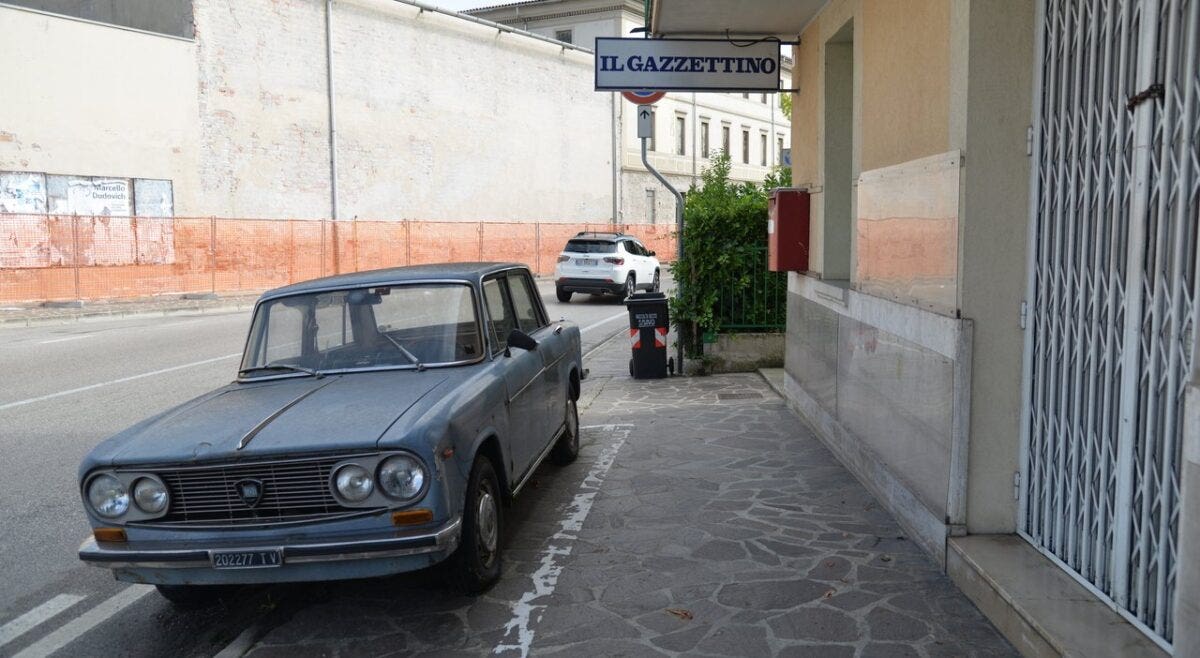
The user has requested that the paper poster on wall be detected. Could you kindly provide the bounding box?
[66,177,132,216]
[0,172,48,213]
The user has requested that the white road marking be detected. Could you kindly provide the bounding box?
[580,311,626,334]
[494,424,631,658]
[0,353,240,413]
[0,595,85,650]
[13,585,153,658]
[37,335,93,345]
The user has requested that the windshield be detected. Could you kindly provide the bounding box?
[240,283,482,377]
[564,240,617,254]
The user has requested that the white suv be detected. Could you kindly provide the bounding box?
[554,232,661,303]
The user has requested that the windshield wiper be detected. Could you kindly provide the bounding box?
[380,333,424,370]
[238,364,323,379]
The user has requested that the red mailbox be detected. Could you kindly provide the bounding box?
[768,188,810,272]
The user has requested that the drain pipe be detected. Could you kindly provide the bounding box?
[640,138,684,374]
[325,0,339,220]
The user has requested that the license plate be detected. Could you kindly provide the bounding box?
[211,549,282,569]
[577,258,597,266]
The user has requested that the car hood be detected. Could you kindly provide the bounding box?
[97,371,450,466]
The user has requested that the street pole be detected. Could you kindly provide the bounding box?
[640,136,684,375]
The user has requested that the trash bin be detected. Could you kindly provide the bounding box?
[625,292,670,379]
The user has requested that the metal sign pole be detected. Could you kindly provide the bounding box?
[639,127,684,375]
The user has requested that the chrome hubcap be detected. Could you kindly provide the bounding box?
[476,487,498,562]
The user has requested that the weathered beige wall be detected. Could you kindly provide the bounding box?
[790,15,820,188]
[859,0,951,172]
[791,0,952,279]
[0,5,201,213]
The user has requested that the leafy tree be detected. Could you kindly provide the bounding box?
[669,152,791,357]
[779,91,793,117]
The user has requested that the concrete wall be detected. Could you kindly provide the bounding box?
[956,0,1033,534]
[0,4,201,211]
[194,0,612,221]
[780,0,1033,555]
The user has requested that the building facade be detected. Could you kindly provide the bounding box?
[650,1,1199,656]
[470,0,792,225]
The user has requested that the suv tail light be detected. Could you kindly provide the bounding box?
[603,257,625,265]
[557,255,570,263]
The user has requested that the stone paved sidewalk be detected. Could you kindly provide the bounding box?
[238,332,1014,657]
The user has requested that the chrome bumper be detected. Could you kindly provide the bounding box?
[79,517,461,570]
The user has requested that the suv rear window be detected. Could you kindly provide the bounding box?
[564,240,617,254]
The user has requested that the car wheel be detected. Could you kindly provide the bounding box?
[624,274,636,300]
[551,398,580,465]
[556,287,572,303]
[155,585,237,610]
[651,270,661,292]
[454,455,502,594]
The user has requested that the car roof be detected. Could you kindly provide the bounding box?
[568,232,628,242]
[259,262,527,300]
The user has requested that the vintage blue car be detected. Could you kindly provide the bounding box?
[77,263,583,605]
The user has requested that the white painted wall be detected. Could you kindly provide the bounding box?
[194,0,612,221]
[0,4,201,213]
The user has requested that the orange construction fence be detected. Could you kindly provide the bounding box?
[0,215,678,303]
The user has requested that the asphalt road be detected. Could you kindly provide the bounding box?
[0,279,647,658]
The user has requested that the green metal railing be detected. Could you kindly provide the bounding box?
[713,246,787,332]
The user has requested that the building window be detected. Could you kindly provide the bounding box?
[722,125,730,155]
[761,93,768,104]
[777,135,785,162]
[742,92,749,99]
[700,119,710,157]
[675,115,686,155]
[760,132,768,165]
[555,29,573,44]
[742,129,750,164]
[645,189,656,223]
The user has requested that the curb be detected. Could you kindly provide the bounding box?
[0,301,258,329]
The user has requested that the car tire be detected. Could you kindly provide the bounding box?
[623,274,636,300]
[155,584,236,610]
[550,398,580,465]
[556,287,572,303]
[651,269,661,292]
[453,455,502,595]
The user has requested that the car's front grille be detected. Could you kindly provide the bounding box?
[139,455,381,528]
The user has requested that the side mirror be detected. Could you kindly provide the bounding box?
[505,328,538,354]
[649,250,656,257]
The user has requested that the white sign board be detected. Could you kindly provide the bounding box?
[596,38,780,92]
[637,106,653,139]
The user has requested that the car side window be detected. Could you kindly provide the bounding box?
[507,272,545,333]
[634,240,649,256]
[264,303,304,364]
[626,240,643,256]
[483,278,515,355]
[314,296,351,352]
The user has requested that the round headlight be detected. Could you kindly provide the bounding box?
[334,464,374,502]
[378,454,426,500]
[132,477,169,514]
[87,474,130,519]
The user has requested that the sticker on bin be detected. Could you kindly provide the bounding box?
[634,312,658,328]
[629,327,667,348]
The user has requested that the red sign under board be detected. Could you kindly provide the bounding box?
[621,90,666,105]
